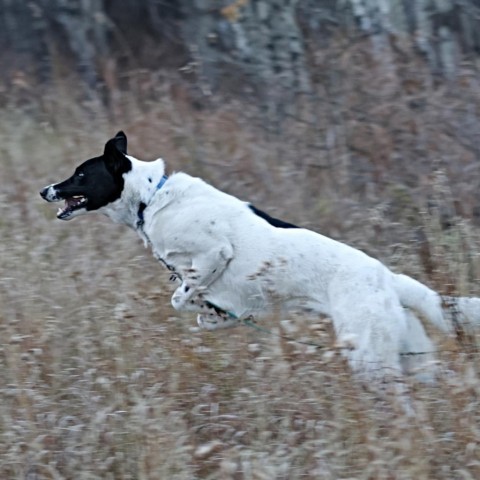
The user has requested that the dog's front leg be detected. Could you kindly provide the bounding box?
[197,313,242,330]
[171,244,233,311]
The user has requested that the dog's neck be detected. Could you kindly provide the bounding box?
[100,156,168,229]
[136,173,168,227]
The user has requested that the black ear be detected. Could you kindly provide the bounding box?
[112,131,127,154]
[104,133,131,177]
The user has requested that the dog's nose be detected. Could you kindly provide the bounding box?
[40,186,49,199]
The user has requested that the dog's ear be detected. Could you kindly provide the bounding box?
[104,133,130,176]
[112,131,127,154]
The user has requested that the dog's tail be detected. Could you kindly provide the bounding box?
[441,296,480,327]
[393,274,451,332]
[393,273,480,332]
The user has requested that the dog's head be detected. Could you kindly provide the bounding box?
[40,131,132,220]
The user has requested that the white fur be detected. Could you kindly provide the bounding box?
[97,156,480,379]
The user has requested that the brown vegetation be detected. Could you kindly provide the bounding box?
[1,35,480,478]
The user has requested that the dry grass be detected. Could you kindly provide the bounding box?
[1,52,480,478]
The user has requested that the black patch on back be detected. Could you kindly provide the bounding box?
[248,204,299,229]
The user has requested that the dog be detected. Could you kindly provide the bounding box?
[40,131,480,380]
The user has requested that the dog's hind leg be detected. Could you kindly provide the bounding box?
[329,271,407,380]
[332,296,417,414]
[400,309,437,383]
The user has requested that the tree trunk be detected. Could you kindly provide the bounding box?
[299,0,480,76]
[1,0,480,95]
[180,0,310,102]
[54,0,108,90]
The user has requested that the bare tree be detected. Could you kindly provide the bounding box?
[2,0,480,98]
[299,0,480,75]
[181,0,310,100]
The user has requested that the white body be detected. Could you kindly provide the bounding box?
[91,156,480,378]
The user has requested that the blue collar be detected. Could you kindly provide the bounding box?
[156,174,168,190]
[137,174,168,227]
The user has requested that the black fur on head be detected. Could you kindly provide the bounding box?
[103,131,131,182]
[40,131,132,219]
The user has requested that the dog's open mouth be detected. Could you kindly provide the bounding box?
[57,195,87,219]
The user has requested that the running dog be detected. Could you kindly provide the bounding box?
[40,131,480,379]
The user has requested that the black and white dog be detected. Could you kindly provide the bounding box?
[40,132,480,379]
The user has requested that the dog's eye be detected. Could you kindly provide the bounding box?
[78,173,85,177]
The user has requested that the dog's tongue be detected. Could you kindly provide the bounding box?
[56,196,86,219]
[66,197,83,207]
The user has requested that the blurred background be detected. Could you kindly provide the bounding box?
[1,1,480,478]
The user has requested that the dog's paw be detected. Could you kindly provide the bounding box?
[197,314,240,331]
[171,293,185,310]
[171,283,195,310]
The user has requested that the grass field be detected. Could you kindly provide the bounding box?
[1,73,480,479]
